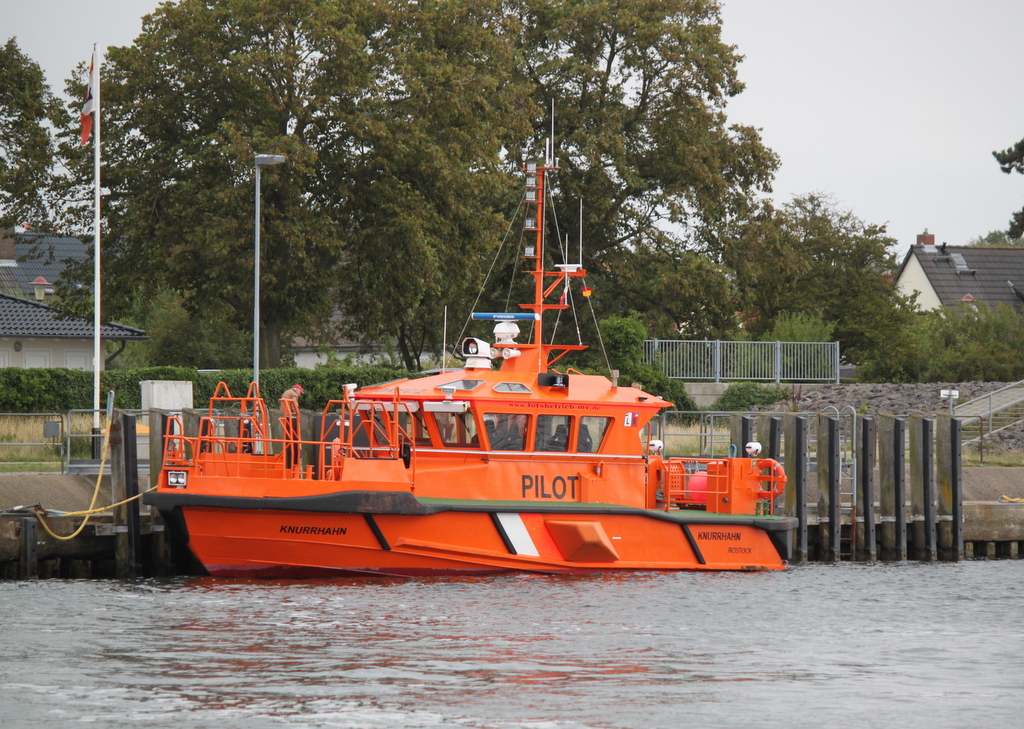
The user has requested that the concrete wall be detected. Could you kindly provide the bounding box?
[683,382,729,409]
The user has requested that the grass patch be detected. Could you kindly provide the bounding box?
[962,450,1024,467]
[0,412,114,463]
[0,462,63,473]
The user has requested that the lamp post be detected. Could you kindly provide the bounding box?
[254,153,286,389]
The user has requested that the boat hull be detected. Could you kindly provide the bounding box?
[148,491,796,576]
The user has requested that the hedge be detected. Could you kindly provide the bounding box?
[0,363,703,415]
[0,365,415,413]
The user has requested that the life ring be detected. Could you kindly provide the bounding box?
[757,459,786,499]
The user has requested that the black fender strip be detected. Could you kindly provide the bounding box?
[489,513,517,555]
[364,514,390,551]
[766,525,793,562]
[144,490,445,515]
[680,524,706,565]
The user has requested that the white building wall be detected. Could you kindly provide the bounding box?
[896,253,943,311]
[0,338,98,369]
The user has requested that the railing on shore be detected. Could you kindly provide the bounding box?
[643,339,840,383]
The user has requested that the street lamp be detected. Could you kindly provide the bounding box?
[254,153,286,389]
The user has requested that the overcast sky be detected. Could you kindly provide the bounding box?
[4,0,1023,254]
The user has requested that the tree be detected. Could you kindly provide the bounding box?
[0,38,60,229]
[726,194,917,366]
[111,290,251,370]
[761,311,835,343]
[917,303,1024,382]
[334,0,532,369]
[967,230,1018,247]
[509,0,777,337]
[55,0,530,371]
[994,138,1024,239]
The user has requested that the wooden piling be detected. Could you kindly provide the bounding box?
[109,411,142,579]
[783,415,809,562]
[879,416,908,561]
[921,418,937,560]
[909,416,937,561]
[858,417,877,561]
[19,517,38,579]
[817,415,841,562]
[123,413,142,577]
[936,415,963,561]
[767,417,782,461]
[732,415,754,456]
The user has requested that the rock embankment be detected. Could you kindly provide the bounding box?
[786,382,1010,417]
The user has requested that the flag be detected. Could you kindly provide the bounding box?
[80,48,98,146]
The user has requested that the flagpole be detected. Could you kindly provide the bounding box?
[92,43,102,432]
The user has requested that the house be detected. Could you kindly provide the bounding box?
[894,230,1024,312]
[0,292,146,370]
[0,227,91,302]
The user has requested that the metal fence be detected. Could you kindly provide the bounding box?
[643,340,840,383]
[0,413,65,472]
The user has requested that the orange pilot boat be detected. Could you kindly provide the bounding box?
[145,154,797,577]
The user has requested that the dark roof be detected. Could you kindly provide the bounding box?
[0,231,89,298]
[903,245,1024,309]
[0,292,146,340]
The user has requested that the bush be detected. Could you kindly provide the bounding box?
[713,381,790,412]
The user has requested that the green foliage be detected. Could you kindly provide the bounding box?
[857,303,1024,383]
[612,246,738,339]
[115,290,251,369]
[760,311,835,343]
[516,0,776,340]
[0,38,60,229]
[713,381,790,412]
[993,138,1024,238]
[915,304,1024,381]
[0,366,199,412]
[0,365,415,413]
[727,194,917,366]
[593,314,696,411]
[598,314,647,372]
[53,0,531,372]
[967,230,1018,247]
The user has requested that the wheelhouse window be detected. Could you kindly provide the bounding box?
[431,411,480,448]
[398,410,431,447]
[494,382,531,394]
[436,379,484,393]
[577,416,611,453]
[483,413,530,451]
[536,414,570,452]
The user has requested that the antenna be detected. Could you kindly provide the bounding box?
[579,199,583,266]
[549,99,555,166]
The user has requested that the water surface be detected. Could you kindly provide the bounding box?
[2,561,1022,728]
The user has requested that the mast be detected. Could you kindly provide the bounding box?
[514,146,586,375]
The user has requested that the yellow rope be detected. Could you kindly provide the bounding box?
[31,421,157,540]
[998,495,1024,503]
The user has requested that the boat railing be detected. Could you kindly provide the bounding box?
[160,405,415,481]
[658,456,785,515]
